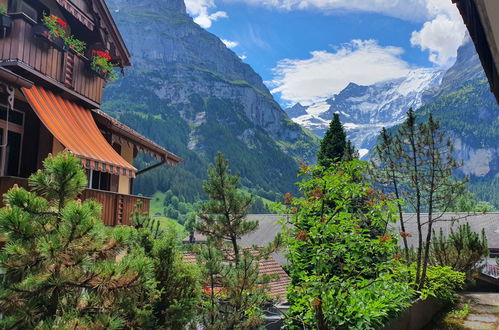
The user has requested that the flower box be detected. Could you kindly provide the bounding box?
[32,24,67,52]
[0,14,11,30]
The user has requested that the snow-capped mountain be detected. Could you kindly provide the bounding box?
[285,68,445,158]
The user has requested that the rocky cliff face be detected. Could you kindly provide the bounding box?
[101,0,319,201]
[107,0,314,148]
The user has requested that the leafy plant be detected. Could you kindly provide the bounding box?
[91,50,118,81]
[398,264,465,302]
[0,6,7,16]
[64,34,86,56]
[278,160,413,329]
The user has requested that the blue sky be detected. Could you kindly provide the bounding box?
[183,0,467,107]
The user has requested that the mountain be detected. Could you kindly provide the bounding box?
[403,41,499,207]
[102,0,319,203]
[286,68,444,156]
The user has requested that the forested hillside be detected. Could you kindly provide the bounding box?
[102,0,319,205]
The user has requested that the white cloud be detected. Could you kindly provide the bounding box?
[221,0,466,66]
[185,0,228,28]
[221,39,239,48]
[411,0,466,66]
[270,40,411,105]
[239,55,248,60]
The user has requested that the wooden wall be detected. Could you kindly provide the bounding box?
[0,16,105,104]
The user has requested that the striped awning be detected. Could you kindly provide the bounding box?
[23,86,137,178]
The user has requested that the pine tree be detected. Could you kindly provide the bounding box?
[374,109,466,289]
[197,152,257,263]
[0,152,156,328]
[196,152,278,329]
[317,113,355,167]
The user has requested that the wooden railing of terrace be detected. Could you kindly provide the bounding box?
[0,14,105,106]
[0,177,150,226]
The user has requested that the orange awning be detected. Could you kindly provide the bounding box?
[23,86,136,178]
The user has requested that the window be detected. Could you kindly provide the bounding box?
[0,104,24,177]
[89,170,111,191]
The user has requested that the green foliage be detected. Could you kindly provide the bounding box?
[197,247,270,329]
[406,265,465,302]
[317,113,354,167]
[431,223,488,279]
[278,160,413,329]
[447,187,496,212]
[64,34,86,56]
[91,53,118,81]
[0,152,156,328]
[0,5,7,15]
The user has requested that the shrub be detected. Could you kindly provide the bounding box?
[278,160,413,329]
[0,6,7,15]
[431,223,488,279]
[0,152,156,328]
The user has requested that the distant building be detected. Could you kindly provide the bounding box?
[453,0,499,103]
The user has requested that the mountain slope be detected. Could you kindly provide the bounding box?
[102,0,319,202]
[406,42,499,207]
[286,68,444,155]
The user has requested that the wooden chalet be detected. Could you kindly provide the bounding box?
[453,0,499,103]
[0,0,181,225]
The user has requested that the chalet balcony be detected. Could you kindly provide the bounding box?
[0,176,150,226]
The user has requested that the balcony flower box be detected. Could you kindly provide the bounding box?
[0,14,11,30]
[33,24,67,52]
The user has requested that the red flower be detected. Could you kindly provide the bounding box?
[311,297,321,308]
[56,17,67,28]
[92,50,112,60]
[284,192,293,205]
[400,232,413,238]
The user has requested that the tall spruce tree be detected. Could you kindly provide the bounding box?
[317,113,355,167]
[0,152,156,328]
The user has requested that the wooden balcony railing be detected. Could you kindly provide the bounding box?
[0,176,150,226]
[0,14,105,105]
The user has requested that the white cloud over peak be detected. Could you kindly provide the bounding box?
[221,39,239,48]
[270,40,411,106]
[184,0,227,28]
[411,0,466,66]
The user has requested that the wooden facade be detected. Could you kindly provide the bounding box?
[0,176,150,226]
[0,14,105,105]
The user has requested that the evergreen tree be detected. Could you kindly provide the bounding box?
[0,152,156,328]
[197,152,257,263]
[317,113,355,167]
[374,109,466,289]
[196,152,279,329]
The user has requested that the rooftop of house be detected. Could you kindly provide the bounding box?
[185,213,499,265]
[182,250,290,300]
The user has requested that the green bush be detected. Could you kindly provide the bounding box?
[398,264,465,302]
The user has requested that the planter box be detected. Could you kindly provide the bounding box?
[32,24,67,52]
[0,14,12,30]
[383,297,446,330]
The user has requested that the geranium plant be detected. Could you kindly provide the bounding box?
[42,14,67,39]
[0,6,7,16]
[90,50,117,81]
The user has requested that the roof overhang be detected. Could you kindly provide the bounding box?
[453,0,499,103]
[92,109,182,165]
